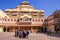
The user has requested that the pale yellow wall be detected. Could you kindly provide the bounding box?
[5,1,44,18]
[0,10,9,18]
[0,27,3,32]
[48,25,55,32]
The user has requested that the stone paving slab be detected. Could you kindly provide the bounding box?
[0,32,60,40]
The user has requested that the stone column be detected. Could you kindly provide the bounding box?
[31,26,33,32]
[6,27,7,32]
[19,27,20,29]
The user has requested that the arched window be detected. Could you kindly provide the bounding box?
[29,18,31,21]
[5,19,7,21]
[41,20,43,22]
[17,19,19,22]
[36,19,37,22]
[33,19,34,22]
[8,19,10,21]
[20,18,22,21]
[39,19,40,22]
[14,19,16,21]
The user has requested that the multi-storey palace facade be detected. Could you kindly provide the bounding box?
[44,10,60,33]
[0,1,44,32]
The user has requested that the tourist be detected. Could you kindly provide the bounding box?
[23,30,26,38]
[26,30,29,38]
[46,29,49,35]
[49,30,51,35]
[46,29,51,35]
[18,29,23,38]
[15,30,18,37]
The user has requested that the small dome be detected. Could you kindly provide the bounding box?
[21,1,29,5]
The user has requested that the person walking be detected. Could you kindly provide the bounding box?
[46,29,49,35]
[26,30,29,38]
[15,30,18,37]
[18,30,23,38]
[49,29,51,35]
[23,30,26,38]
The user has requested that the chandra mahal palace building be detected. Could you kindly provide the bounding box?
[0,1,44,32]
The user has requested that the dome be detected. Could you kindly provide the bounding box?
[21,1,29,5]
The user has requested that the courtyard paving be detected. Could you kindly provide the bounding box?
[0,32,60,40]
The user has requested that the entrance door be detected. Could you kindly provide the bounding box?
[55,25,59,33]
[7,27,10,32]
[3,27,6,32]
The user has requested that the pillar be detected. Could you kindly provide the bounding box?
[6,27,8,32]
[31,26,33,32]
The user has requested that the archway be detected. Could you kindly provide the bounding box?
[7,27,10,32]
[54,25,59,33]
[3,27,6,32]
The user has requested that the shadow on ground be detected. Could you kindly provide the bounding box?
[47,32,60,37]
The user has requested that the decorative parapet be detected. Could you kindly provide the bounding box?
[5,9,20,12]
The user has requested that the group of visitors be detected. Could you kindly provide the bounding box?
[40,27,52,35]
[38,28,51,35]
[15,29,29,38]
[46,29,51,35]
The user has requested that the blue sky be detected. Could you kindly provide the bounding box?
[0,0,60,16]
